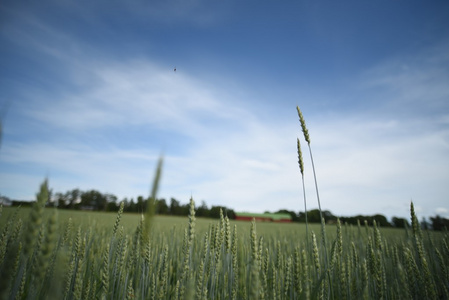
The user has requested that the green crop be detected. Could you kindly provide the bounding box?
[1,188,447,299]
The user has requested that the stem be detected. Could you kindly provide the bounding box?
[301,174,309,250]
[308,145,323,217]
[307,144,330,276]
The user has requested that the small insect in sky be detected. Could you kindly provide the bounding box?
[174,66,176,72]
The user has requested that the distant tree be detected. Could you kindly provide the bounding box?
[276,209,299,222]
[105,193,117,203]
[196,201,210,218]
[122,198,130,211]
[136,196,145,212]
[67,189,81,209]
[323,210,337,222]
[339,214,391,227]
[128,198,137,212]
[106,201,119,212]
[339,216,356,225]
[373,214,391,227]
[225,208,236,220]
[421,217,430,230]
[391,217,410,228]
[180,203,191,216]
[12,200,33,207]
[430,215,449,231]
[355,216,369,226]
[170,198,181,215]
[46,187,54,206]
[298,209,335,223]
[156,198,169,215]
[209,206,224,219]
[208,206,235,219]
[81,190,107,211]
[104,193,118,211]
[307,209,322,223]
[54,192,67,208]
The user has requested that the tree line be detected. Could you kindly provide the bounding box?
[274,208,449,230]
[2,189,237,220]
[3,188,448,231]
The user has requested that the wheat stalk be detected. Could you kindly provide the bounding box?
[297,106,332,298]
[297,137,309,248]
[143,156,163,244]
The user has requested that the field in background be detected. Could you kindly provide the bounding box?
[0,206,421,244]
[2,204,448,299]
[0,207,313,247]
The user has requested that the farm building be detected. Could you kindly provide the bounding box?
[235,212,292,222]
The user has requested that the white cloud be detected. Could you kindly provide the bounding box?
[360,41,449,116]
[435,207,449,217]
[18,55,251,145]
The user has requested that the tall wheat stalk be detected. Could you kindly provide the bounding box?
[297,138,309,248]
[296,107,324,220]
[143,156,163,244]
[296,106,327,249]
[297,105,333,297]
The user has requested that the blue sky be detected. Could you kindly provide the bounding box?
[1,0,448,220]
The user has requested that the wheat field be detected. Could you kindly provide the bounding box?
[1,184,448,299]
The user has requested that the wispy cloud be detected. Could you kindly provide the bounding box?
[27,60,243,133]
[360,41,449,117]
[435,207,449,218]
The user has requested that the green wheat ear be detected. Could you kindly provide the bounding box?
[23,179,49,258]
[297,138,304,175]
[112,201,125,236]
[296,106,310,144]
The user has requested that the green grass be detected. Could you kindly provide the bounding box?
[1,203,447,299]
[0,207,348,249]
[0,208,312,241]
